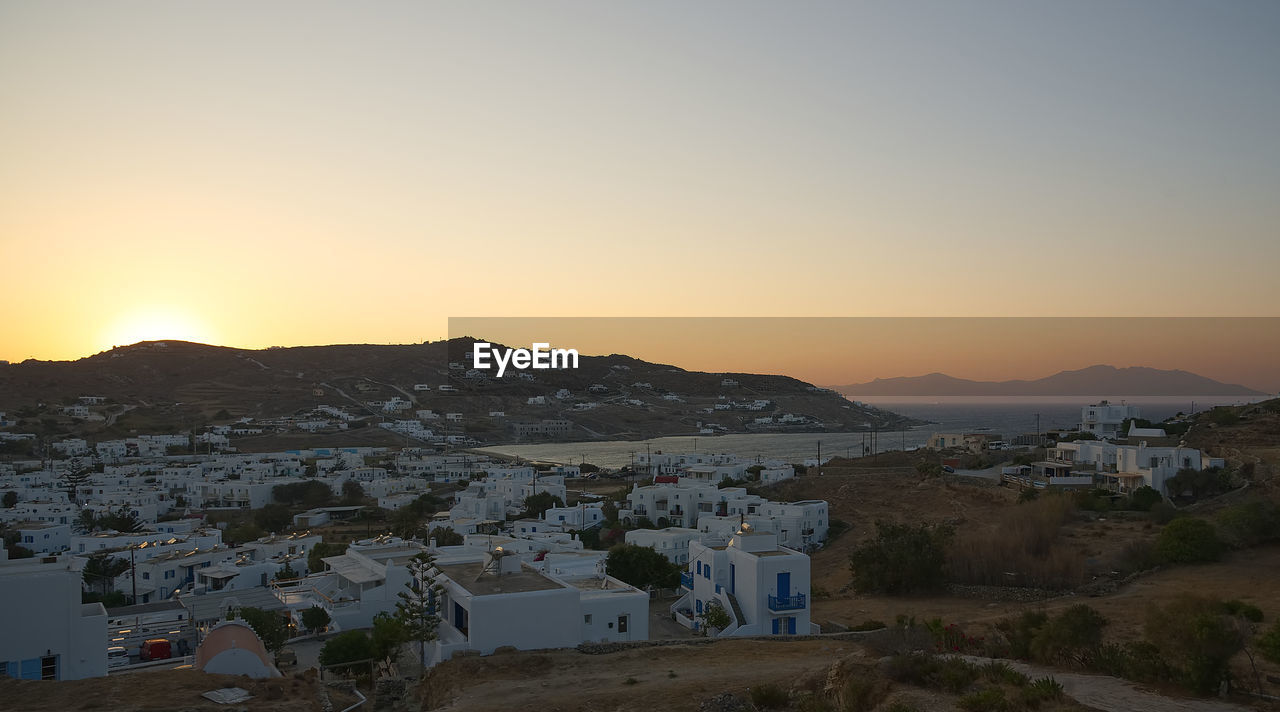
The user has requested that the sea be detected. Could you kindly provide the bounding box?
[475,395,1269,468]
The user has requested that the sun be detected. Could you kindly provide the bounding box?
[101,307,218,350]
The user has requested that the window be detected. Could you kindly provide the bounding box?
[696,561,702,575]
[584,614,592,624]
[696,599,703,614]
[704,567,710,580]
[142,572,150,580]
[164,570,175,579]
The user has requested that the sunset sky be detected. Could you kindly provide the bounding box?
[3,3,1279,379]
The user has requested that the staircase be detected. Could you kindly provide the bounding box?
[726,592,746,628]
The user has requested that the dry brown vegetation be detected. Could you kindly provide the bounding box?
[946,494,1085,590]
[0,669,357,712]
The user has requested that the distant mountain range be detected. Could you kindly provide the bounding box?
[0,338,922,442]
[835,365,1266,397]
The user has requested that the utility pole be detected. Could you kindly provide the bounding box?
[130,546,137,604]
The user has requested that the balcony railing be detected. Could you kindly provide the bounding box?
[680,572,694,589]
[768,593,807,611]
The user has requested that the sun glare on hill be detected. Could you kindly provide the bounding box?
[101,307,217,351]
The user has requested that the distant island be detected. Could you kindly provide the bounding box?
[835,365,1266,397]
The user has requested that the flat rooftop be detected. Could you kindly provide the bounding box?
[438,562,566,597]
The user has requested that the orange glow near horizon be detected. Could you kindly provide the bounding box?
[2,5,1279,383]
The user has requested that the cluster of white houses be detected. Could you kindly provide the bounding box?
[0,439,827,682]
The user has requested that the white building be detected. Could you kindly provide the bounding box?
[0,549,108,680]
[672,525,813,637]
[1080,400,1142,439]
[273,537,425,631]
[624,527,701,565]
[428,549,647,666]
[15,521,72,554]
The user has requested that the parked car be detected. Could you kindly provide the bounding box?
[107,646,130,669]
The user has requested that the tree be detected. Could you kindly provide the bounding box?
[1128,486,1162,512]
[2,490,17,508]
[426,526,464,547]
[1155,517,1222,564]
[392,551,443,661]
[319,630,375,668]
[521,491,564,519]
[254,503,292,534]
[605,544,681,589]
[1028,605,1108,666]
[300,605,331,634]
[273,480,332,507]
[82,551,130,596]
[239,606,288,654]
[389,507,422,540]
[848,521,952,594]
[308,541,348,574]
[371,612,406,660]
[273,561,299,582]
[698,601,732,634]
[341,479,366,504]
[1146,595,1245,694]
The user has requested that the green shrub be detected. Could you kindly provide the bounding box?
[849,619,887,632]
[1021,676,1064,705]
[848,521,952,594]
[980,660,1028,686]
[1145,595,1245,695]
[1258,621,1280,664]
[1155,517,1222,564]
[1092,641,1173,683]
[936,656,980,693]
[1220,599,1263,622]
[995,611,1048,661]
[839,677,888,712]
[1214,499,1280,548]
[884,653,978,691]
[1028,604,1108,666]
[957,686,1009,712]
[1127,486,1162,512]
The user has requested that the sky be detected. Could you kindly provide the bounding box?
[2,2,1279,377]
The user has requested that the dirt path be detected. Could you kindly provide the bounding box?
[960,656,1251,712]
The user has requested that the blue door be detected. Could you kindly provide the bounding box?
[771,618,780,634]
[777,571,790,598]
[730,563,736,594]
[787,617,797,634]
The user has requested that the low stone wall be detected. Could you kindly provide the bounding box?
[576,630,877,656]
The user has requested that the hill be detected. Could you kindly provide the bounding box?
[836,364,1265,397]
[0,338,920,445]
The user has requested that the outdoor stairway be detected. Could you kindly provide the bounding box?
[726,592,746,627]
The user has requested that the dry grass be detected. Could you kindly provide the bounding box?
[946,495,1085,590]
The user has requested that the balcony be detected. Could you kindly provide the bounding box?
[768,593,807,611]
[680,571,694,589]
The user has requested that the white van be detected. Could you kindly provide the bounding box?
[107,646,129,669]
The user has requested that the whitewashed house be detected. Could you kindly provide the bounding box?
[0,550,107,680]
[672,525,813,637]
[428,549,647,666]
